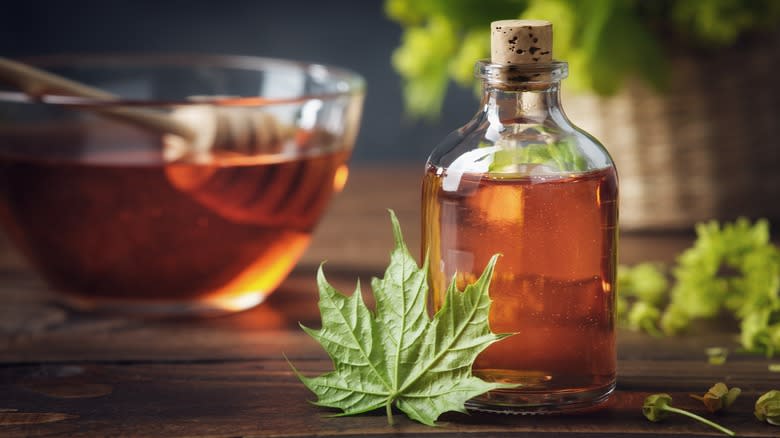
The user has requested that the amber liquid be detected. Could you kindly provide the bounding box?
[422,164,618,411]
[0,122,349,314]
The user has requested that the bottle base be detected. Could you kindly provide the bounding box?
[465,381,615,415]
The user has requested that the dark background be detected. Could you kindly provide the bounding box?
[0,0,478,163]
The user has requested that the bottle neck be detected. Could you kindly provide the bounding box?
[475,60,569,131]
[481,82,563,126]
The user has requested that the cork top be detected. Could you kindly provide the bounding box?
[491,19,552,65]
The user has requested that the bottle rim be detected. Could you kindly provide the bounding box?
[475,59,569,86]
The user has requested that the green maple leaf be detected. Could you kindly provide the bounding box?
[290,210,513,426]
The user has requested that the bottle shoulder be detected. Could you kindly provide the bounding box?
[428,110,615,177]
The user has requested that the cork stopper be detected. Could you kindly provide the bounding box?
[491,20,552,65]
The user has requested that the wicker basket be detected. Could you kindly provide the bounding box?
[565,41,780,230]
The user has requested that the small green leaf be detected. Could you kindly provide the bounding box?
[643,393,672,422]
[755,390,780,425]
[706,347,728,365]
[292,210,514,426]
[689,382,741,413]
[643,393,736,436]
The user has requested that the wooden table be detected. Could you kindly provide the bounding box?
[1,166,778,437]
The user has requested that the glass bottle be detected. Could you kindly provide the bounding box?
[421,20,618,413]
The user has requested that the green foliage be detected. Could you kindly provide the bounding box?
[627,301,662,338]
[385,0,780,117]
[618,263,668,306]
[290,210,513,426]
[663,219,780,356]
[391,16,458,118]
[617,263,667,337]
[671,0,780,46]
[449,29,490,87]
[387,0,527,118]
[617,218,780,358]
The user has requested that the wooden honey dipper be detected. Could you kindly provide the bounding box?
[0,57,342,228]
[0,57,291,162]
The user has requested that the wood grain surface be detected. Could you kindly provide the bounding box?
[1,166,778,437]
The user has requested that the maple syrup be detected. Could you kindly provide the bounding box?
[422,165,617,411]
[0,122,349,314]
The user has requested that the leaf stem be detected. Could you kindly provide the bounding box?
[663,405,735,436]
[385,400,394,426]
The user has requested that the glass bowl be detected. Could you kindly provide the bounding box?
[0,54,365,316]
